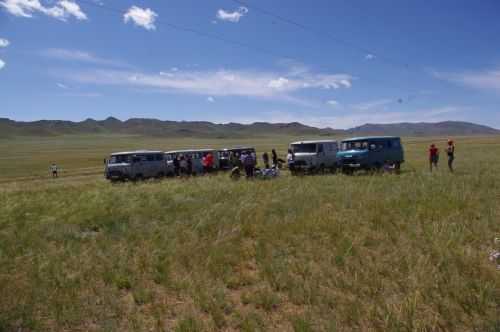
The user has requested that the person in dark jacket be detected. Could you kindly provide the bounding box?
[446,139,455,172]
[173,156,180,176]
[271,149,278,167]
[186,155,193,176]
[243,153,255,178]
[262,152,270,169]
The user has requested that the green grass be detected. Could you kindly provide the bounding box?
[0,135,499,331]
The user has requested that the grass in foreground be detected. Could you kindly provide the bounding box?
[0,136,499,331]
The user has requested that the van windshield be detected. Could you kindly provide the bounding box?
[292,144,317,153]
[341,141,369,151]
[109,154,131,163]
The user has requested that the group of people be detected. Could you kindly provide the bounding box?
[231,149,283,179]
[172,152,215,177]
[429,139,455,172]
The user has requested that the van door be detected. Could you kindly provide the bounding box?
[131,154,145,178]
[327,143,338,167]
[368,142,384,167]
[142,154,152,177]
[317,144,325,168]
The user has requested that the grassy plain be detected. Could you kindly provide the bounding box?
[0,135,499,331]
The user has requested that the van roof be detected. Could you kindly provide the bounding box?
[165,149,216,154]
[218,147,255,152]
[110,150,162,156]
[341,136,401,142]
[290,140,337,145]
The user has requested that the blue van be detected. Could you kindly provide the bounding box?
[337,136,404,172]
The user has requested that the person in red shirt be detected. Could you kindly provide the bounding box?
[204,152,214,174]
[429,144,439,172]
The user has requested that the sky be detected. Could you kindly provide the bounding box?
[1,0,500,129]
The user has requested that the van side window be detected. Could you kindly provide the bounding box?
[318,144,324,153]
[392,140,400,148]
[155,154,164,161]
[146,154,155,162]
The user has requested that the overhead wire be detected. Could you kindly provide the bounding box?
[230,0,414,71]
[75,0,417,104]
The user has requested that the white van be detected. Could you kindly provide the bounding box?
[105,150,174,181]
[289,140,338,173]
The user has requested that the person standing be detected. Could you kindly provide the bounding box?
[286,149,295,171]
[262,152,270,169]
[271,149,278,168]
[173,155,180,177]
[205,152,214,174]
[243,152,255,178]
[429,144,439,172]
[50,163,58,178]
[202,154,208,174]
[186,155,193,176]
[446,139,455,172]
[179,155,188,176]
[230,152,239,169]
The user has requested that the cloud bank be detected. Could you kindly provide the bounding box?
[59,67,353,102]
[0,0,87,21]
[41,48,129,67]
[436,68,500,93]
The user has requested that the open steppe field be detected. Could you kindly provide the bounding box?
[0,135,499,331]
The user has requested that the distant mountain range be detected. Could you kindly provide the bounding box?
[0,117,498,138]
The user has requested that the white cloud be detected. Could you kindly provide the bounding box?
[207,96,215,103]
[60,67,353,102]
[41,48,128,67]
[0,0,87,21]
[225,106,466,129]
[58,0,86,20]
[216,6,248,23]
[322,106,465,129]
[0,58,5,70]
[62,92,101,97]
[0,38,9,47]
[435,68,500,92]
[124,6,157,30]
[56,82,68,89]
[268,77,289,89]
[365,54,375,60]
[159,71,174,77]
[326,100,339,107]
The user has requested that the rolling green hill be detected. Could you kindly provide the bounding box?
[1,117,498,138]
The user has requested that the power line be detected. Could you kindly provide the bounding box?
[74,0,417,103]
[78,0,296,61]
[230,0,413,71]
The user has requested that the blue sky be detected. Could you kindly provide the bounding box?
[1,0,499,129]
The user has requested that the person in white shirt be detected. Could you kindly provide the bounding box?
[286,149,295,171]
[50,163,58,178]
